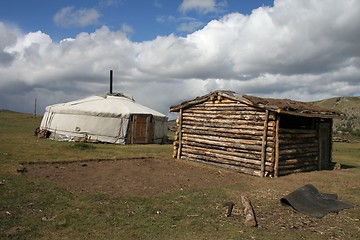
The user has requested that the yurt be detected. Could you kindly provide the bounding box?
[39,93,168,144]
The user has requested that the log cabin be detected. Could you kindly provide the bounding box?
[170,90,343,177]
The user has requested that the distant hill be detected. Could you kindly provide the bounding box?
[3,95,360,138]
[314,96,360,137]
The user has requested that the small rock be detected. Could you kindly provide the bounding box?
[41,215,57,222]
[333,162,341,170]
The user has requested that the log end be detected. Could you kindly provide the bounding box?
[241,195,257,227]
[244,215,257,227]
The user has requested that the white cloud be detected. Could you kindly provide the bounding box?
[177,20,204,33]
[53,6,101,27]
[5,31,52,54]
[179,0,227,14]
[156,15,177,24]
[156,14,204,33]
[0,22,19,66]
[1,0,360,116]
[121,23,134,35]
[99,0,123,7]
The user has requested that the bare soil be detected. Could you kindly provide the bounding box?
[20,157,360,239]
[22,157,248,197]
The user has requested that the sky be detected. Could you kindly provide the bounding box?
[0,0,360,118]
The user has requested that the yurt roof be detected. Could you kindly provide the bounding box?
[46,93,166,118]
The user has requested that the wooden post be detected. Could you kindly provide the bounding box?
[177,109,183,159]
[329,118,333,164]
[316,119,321,170]
[131,116,136,144]
[34,98,37,118]
[241,195,257,227]
[274,115,280,177]
[260,110,269,177]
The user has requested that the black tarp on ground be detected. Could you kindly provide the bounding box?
[281,184,354,218]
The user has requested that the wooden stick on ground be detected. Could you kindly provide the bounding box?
[241,195,257,227]
[223,201,235,217]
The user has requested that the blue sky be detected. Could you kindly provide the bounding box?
[0,0,359,115]
[0,0,273,42]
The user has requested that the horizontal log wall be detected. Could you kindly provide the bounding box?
[173,98,276,176]
[277,128,318,176]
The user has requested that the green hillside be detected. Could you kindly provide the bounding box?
[314,96,360,137]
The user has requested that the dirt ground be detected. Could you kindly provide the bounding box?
[22,157,248,197]
[19,157,360,239]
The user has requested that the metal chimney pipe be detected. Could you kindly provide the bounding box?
[110,70,113,94]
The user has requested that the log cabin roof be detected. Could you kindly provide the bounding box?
[169,90,343,118]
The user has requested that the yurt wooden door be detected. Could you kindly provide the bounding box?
[128,115,154,144]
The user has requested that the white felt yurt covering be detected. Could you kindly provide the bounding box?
[39,93,168,144]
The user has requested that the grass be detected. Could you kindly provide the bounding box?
[68,142,97,150]
[0,111,172,173]
[0,174,237,239]
[333,142,360,167]
[1,110,359,239]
